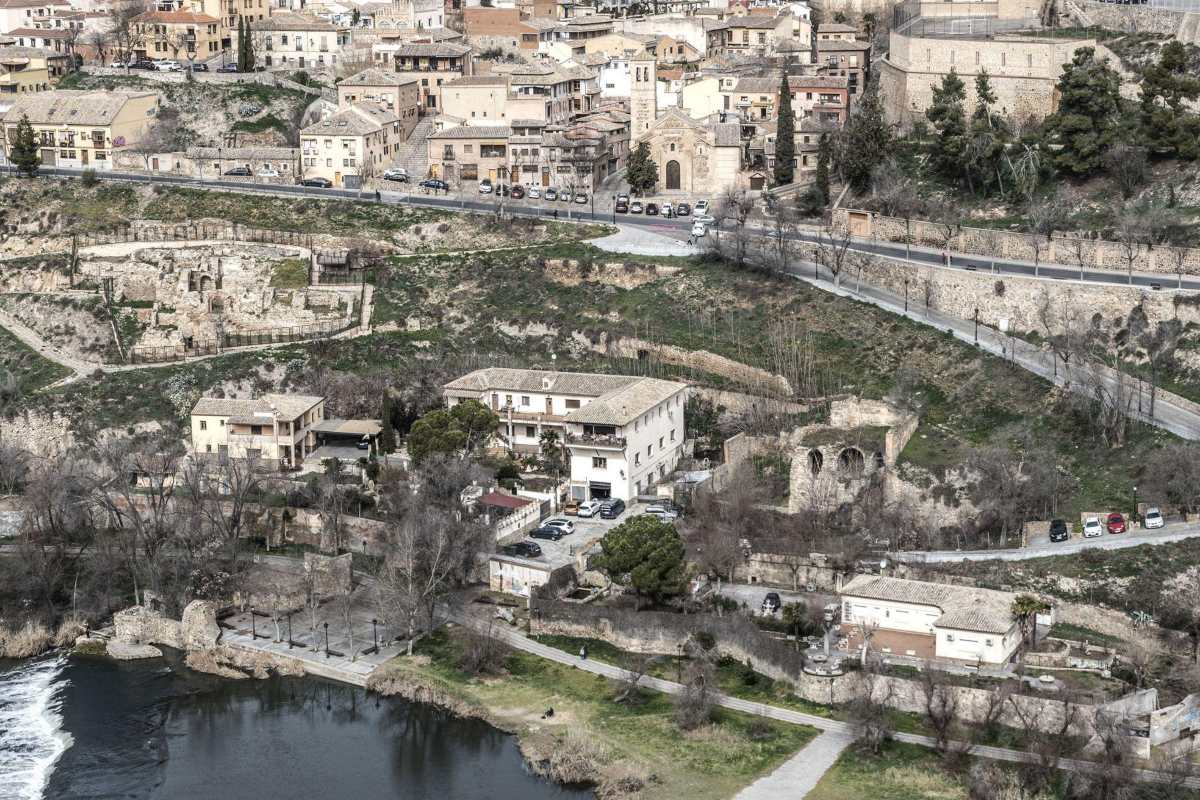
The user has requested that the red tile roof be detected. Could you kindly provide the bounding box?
[479,491,533,509]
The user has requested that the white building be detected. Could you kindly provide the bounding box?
[252,11,348,70]
[839,575,1025,666]
[443,368,688,503]
[190,394,326,470]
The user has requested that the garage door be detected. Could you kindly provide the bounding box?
[588,481,611,499]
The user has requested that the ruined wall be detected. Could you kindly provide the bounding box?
[734,553,840,590]
[835,208,1200,276]
[605,336,793,396]
[1080,0,1197,38]
[0,410,74,457]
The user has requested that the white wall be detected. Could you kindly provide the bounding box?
[600,60,630,98]
[936,625,1021,665]
[842,596,941,635]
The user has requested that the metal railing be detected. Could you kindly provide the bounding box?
[75,221,316,249]
[127,312,359,363]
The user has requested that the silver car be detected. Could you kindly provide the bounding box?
[1144,507,1165,529]
[576,500,602,518]
[544,517,576,535]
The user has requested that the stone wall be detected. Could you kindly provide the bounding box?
[835,207,1200,276]
[605,336,793,396]
[303,552,353,596]
[1079,0,1197,38]
[733,553,840,590]
[0,410,74,457]
[113,605,184,649]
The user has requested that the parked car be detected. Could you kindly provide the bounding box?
[693,199,709,215]
[643,505,678,522]
[660,202,673,217]
[1083,517,1103,538]
[530,526,564,541]
[761,592,782,614]
[691,221,707,238]
[577,499,602,518]
[528,186,541,199]
[419,178,449,191]
[216,62,239,72]
[510,185,525,199]
[257,165,280,178]
[1049,519,1069,542]
[300,176,332,188]
[574,192,588,204]
[496,184,511,197]
[383,167,409,182]
[129,59,157,70]
[502,540,543,558]
[154,60,183,71]
[190,62,209,72]
[559,190,573,202]
[629,200,643,214]
[599,498,626,519]
[544,518,575,535]
[615,199,628,213]
[645,202,659,216]
[617,193,629,205]
[562,499,580,515]
[478,179,493,194]
[1144,507,1165,529]
[694,213,716,225]
[676,202,691,216]
[545,188,558,201]
[1106,512,1127,534]
[224,166,252,177]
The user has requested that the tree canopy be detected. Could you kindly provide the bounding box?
[594,515,687,605]
[838,80,891,191]
[626,140,659,196]
[1044,47,1123,176]
[10,114,39,177]
[774,70,795,187]
[406,400,499,464]
[1138,40,1200,161]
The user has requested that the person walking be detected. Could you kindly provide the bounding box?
[579,645,588,661]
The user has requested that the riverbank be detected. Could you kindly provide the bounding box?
[368,626,819,800]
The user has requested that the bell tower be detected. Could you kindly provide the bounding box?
[630,52,658,140]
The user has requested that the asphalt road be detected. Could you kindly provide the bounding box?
[893,520,1200,563]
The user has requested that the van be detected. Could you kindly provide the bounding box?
[599,498,626,519]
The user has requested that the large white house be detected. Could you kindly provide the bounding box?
[442,368,688,502]
[839,575,1025,666]
[190,394,325,470]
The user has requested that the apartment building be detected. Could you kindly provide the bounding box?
[462,7,538,51]
[815,36,870,98]
[722,74,849,126]
[252,11,348,70]
[337,67,420,138]
[132,10,223,62]
[426,123,509,182]
[0,44,65,93]
[443,368,688,502]
[1,90,158,169]
[190,394,325,470]
[706,14,791,57]
[299,102,401,187]
[0,0,68,35]
[371,40,472,112]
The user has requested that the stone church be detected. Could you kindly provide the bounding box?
[630,54,742,195]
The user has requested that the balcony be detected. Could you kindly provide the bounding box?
[566,432,626,450]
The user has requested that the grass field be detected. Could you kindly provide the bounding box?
[0,324,71,404]
[806,741,967,800]
[377,628,819,800]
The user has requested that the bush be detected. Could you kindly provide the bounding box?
[0,621,53,658]
[80,168,99,188]
[457,625,510,676]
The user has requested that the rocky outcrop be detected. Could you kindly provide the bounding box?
[112,605,184,650]
[180,600,220,650]
[107,641,164,660]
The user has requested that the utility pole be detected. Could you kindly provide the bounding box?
[974,307,979,344]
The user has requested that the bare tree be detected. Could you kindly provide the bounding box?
[920,668,959,753]
[1114,207,1145,284]
[458,621,510,676]
[85,27,113,66]
[768,204,799,274]
[615,651,657,705]
[109,5,145,66]
[845,670,893,755]
[815,221,853,287]
[0,442,30,495]
[673,640,716,730]
[710,186,756,270]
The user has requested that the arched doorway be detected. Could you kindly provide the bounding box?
[665,160,681,191]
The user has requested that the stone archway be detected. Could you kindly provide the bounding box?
[808,449,823,477]
[837,447,865,477]
[666,159,681,191]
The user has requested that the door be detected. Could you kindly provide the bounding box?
[666,159,681,191]
[430,163,440,178]
[488,168,496,182]
[541,169,550,187]
[82,150,89,166]
[334,171,341,186]
[151,156,158,171]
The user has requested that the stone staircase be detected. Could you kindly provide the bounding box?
[391,117,434,179]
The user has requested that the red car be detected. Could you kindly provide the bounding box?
[1106,512,1127,534]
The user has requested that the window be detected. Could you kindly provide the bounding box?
[592,456,607,469]
[505,394,513,406]
[220,419,225,427]
[565,399,580,409]
[520,395,530,406]
[200,420,208,430]
[251,425,263,435]
[669,429,675,441]
[945,633,955,642]
[525,425,535,438]
[985,638,994,647]
[634,452,641,465]
[659,436,664,448]
[647,444,652,456]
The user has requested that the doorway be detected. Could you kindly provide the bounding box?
[665,159,680,190]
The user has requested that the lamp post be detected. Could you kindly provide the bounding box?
[250,609,256,639]
[904,278,910,313]
[324,621,330,658]
[287,612,293,649]
[1133,485,1138,526]
[372,618,378,652]
[676,642,683,683]
[974,307,979,344]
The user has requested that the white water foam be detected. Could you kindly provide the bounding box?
[0,655,73,800]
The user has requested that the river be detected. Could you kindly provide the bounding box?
[0,652,591,800]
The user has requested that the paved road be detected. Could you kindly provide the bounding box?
[894,521,1200,563]
[467,616,1200,789]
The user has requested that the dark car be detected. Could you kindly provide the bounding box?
[130,59,157,70]
[496,184,511,197]
[1106,512,1127,535]
[599,498,626,519]
[224,166,252,177]
[1049,519,1069,542]
[645,202,659,216]
[216,62,239,72]
[615,200,628,213]
[502,540,543,558]
[761,592,782,614]
[300,177,332,188]
[676,202,691,216]
[420,178,450,191]
[510,185,525,199]
[529,526,564,541]
[545,188,558,201]
[190,62,209,72]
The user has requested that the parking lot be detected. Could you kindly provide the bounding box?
[410,177,709,219]
[1023,514,1179,547]
[506,500,655,566]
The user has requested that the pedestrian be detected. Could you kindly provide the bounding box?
[374,189,381,203]
[579,645,587,661]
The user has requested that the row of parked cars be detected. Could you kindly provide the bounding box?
[477,180,590,204]
[1048,509,1164,542]
[615,195,711,220]
[499,499,681,560]
[115,58,239,73]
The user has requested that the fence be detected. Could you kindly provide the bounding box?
[127,309,360,364]
[76,222,316,250]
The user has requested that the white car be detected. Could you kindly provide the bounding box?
[1144,507,1165,529]
[1082,517,1103,538]
[544,517,575,535]
[660,202,674,216]
[383,167,409,182]
[691,221,708,238]
[257,165,280,178]
[694,213,716,225]
[528,186,541,199]
[155,60,183,71]
[643,505,678,522]
[478,180,494,194]
[693,199,709,215]
[577,500,602,518]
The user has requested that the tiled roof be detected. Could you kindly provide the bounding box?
[840,575,1019,635]
[133,10,220,24]
[340,67,418,87]
[301,103,397,136]
[0,45,55,59]
[5,27,71,39]
[2,90,156,126]
[710,16,781,30]
[817,39,871,51]
[818,22,858,32]
[386,41,471,56]
[426,124,511,138]
[252,11,338,31]
[566,377,685,426]
[444,74,508,86]
[191,393,324,420]
[479,491,533,509]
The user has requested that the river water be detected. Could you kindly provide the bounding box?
[0,652,591,800]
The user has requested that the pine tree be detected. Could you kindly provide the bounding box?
[10,114,40,177]
[626,140,658,196]
[773,70,795,187]
[815,132,831,205]
[925,68,968,184]
[966,69,1010,196]
[1139,40,1200,160]
[1044,47,1122,176]
[379,392,396,454]
[838,80,891,192]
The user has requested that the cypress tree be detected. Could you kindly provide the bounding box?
[379,392,396,454]
[237,17,247,72]
[926,68,968,184]
[773,70,795,187]
[10,114,40,177]
[244,19,255,71]
[626,140,658,196]
[839,80,891,192]
[815,132,831,205]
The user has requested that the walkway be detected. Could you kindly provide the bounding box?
[734,729,855,800]
[591,224,702,257]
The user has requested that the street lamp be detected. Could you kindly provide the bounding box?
[324,621,330,658]
[250,609,256,639]
[1133,485,1139,526]
[287,612,293,649]
[372,618,378,652]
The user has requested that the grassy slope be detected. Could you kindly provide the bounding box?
[0,324,71,398]
[806,742,967,800]
[387,629,818,800]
